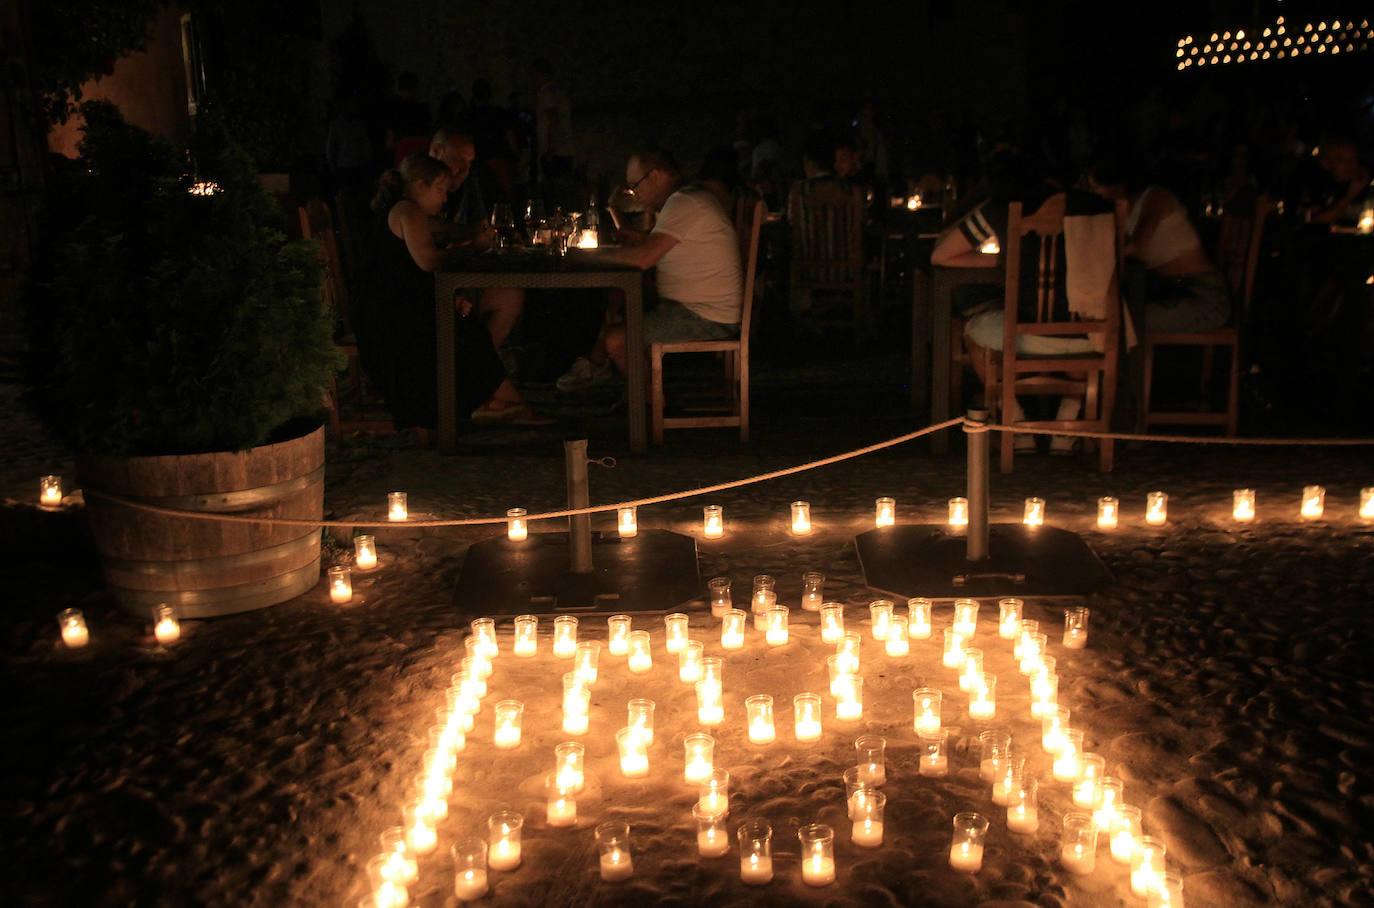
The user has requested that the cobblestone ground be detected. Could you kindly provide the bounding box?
[3,377,1373,907]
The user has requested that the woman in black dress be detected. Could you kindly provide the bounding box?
[358,154,542,433]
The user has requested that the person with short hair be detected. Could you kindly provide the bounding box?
[1309,136,1371,226]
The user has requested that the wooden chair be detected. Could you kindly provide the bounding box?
[1139,195,1270,437]
[787,181,868,342]
[978,195,1127,473]
[650,199,766,443]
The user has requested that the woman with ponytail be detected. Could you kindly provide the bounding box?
[356,153,546,435]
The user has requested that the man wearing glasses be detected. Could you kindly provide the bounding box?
[556,148,743,392]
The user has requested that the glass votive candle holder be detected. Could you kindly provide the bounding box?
[553,615,578,658]
[679,639,705,682]
[562,674,590,735]
[703,504,724,538]
[555,741,585,793]
[696,679,724,726]
[852,789,886,848]
[607,614,632,656]
[58,608,89,649]
[699,768,730,816]
[969,673,996,720]
[738,820,774,885]
[1007,776,1040,834]
[820,602,845,643]
[885,618,910,656]
[379,827,418,886]
[959,647,984,691]
[978,729,1012,782]
[1042,706,1071,753]
[1023,496,1045,527]
[909,597,933,639]
[403,800,438,854]
[720,610,746,650]
[1014,619,1039,661]
[471,617,499,659]
[798,824,836,886]
[827,654,849,697]
[1053,728,1085,781]
[693,803,730,857]
[998,597,1023,639]
[328,565,353,604]
[854,734,887,785]
[1301,484,1325,520]
[617,505,638,538]
[1030,672,1059,718]
[1097,495,1119,529]
[596,822,634,881]
[1111,804,1144,864]
[913,688,943,737]
[949,812,989,872]
[387,491,408,521]
[834,674,864,720]
[869,599,894,641]
[992,752,1026,806]
[708,577,732,616]
[626,698,655,745]
[750,574,775,620]
[875,496,896,527]
[844,767,874,819]
[573,641,600,685]
[949,496,969,527]
[627,630,653,672]
[1131,837,1167,897]
[152,603,181,645]
[790,500,812,534]
[919,730,950,777]
[701,656,723,690]
[664,612,690,654]
[684,732,715,783]
[354,534,378,571]
[511,614,538,657]
[1360,487,1374,520]
[1233,488,1256,522]
[1063,606,1089,649]
[1146,491,1168,525]
[764,606,789,645]
[463,637,493,677]
[506,507,528,541]
[836,631,862,674]
[953,598,979,637]
[545,772,578,827]
[39,474,63,508]
[452,838,489,901]
[493,700,523,749]
[1019,632,1048,674]
[745,695,776,744]
[616,727,650,777]
[801,571,825,611]
[366,853,409,908]
[1149,871,1186,908]
[942,627,967,668]
[1060,812,1098,875]
[1073,753,1106,808]
[793,692,823,742]
[1094,776,1125,832]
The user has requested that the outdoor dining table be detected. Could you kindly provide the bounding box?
[434,250,648,454]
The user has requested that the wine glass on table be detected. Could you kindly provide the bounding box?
[490,202,515,250]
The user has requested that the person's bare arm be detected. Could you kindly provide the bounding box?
[931,226,992,268]
[395,202,445,272]
[581,232,679,269]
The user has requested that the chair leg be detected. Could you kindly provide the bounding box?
[1139,340,1156,432]
[1000,366,1016,474]
[651,350,666,445]
[738,359,750,443]
[1225,342,1240,437]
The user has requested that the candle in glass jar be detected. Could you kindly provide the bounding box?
[1053,729,1084,781]
[793,692,823,742]
[487,811,523,871]
[1043,707,1071,754]
[703,505,724,538]
[1019,632,1048,674]
[949,813,988,872]
[953,598,979,637]
[617,727,649,777]
[738,821,773,885]
[354,534,378,571]
[820,602,845,643]
[1030,671,1059,718]
[607,614,631,655]
[387,491,408,521]
[380,828,418,885]
[1301,485,1325,520]
[597,835,634,881]
[328,565,353,604]
[875,496,896,528]
[506,507,528,541]
[452,838,488,901]
[405,801,438,854]
[790,500,812,534]
[801,571,825,611]
[835,674,863,720]
[546,773,577,827]
[884,619,909,656]
[942,627,966,668]
[909,597,933,639]
[913,688,942,737]
[1062,607,1089,649]
[1111,805,1143,864]
[799,825,836,886]
[1146,491,1168,525]
[58,609,90,649]
[1094,777,1124,832]
[617,506,638,538]
[998,597,1023,639]
[919,731,950,777]
[979,729,1011,783]
[1233,488,1256,522]
[948,497,969,527]
[746,695,776,744]
[694,804,730,857]
[992,754,1024,806]
[836,631,861,674]
[959,647,984,692]
[851,789,886,847]
[698,769,730,816]
[1023,497,1045,527]
[1097,496,1119,529]
[152,604,181,645]
[562,675,590,735]
[684,733,714,783]
[507,613,535,657]
[720,610,746,650]
[471,617,499,659]
[493,700,523,749]
[679,640,704,682]
[1014,619,1039,661]
[39,474,63,508]
[1131,837,1167,897]
[855,734,887,785]
[869,599,893,641]
[1150,871,1185,908]
[1006,777,1039,834]
[696,679,724,726]
[367,854,409,908]
[627,630,653,673]
[664,613,690,654]
[969,673,996,720]
[553,615,578,658]
[1361,487,1374,519]
[573,641,600,686]
[556,741,586,793]
[1060,812,1098,875]
[1072,753,1106,808]
[764,606,789,646]
[626,698,655,746]
[707,576,732,616]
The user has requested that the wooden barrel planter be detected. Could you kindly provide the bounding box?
[78,426,325,619]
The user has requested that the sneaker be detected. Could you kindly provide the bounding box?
[556,356,614,392]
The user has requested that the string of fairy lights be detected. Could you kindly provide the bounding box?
[1176,15,1372,69]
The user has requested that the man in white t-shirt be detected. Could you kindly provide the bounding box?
[557,148,743,391]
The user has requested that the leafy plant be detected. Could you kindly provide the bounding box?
[24,101,340,456]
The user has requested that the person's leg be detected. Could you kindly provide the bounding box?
[479,288,526,348]
[607,300,737,377]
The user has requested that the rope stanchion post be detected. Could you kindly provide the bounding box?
[965,409,990,563]
[564,438,594,575]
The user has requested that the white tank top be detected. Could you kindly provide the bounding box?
[1127,187,1203,269]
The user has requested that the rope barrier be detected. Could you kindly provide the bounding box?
[984,423,1374,446]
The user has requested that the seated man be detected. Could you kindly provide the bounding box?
[428,128,525,349]
[558,148,742,390]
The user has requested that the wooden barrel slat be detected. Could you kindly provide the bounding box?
[79,426,325,618]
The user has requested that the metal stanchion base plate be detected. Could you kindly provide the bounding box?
[454,529,702,616]
[855,524,1112,599]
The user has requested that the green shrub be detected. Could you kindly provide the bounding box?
[24,101,340,456]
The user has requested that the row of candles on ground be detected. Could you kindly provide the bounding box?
[56,603,182,649]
